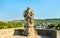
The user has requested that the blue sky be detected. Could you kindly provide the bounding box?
[0,0,60,21]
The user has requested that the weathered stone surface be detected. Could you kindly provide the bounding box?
[0,28,27,38]
[0,28,14,38]
[57,31,60,38]
[0,28,60,38]
[23,7,38,38]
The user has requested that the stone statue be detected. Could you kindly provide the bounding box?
[23,7,38,38]
[24,7,34,24]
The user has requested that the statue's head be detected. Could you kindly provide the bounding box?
[27,7,30,10]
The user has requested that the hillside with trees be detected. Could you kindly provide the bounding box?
[0,18,60,29]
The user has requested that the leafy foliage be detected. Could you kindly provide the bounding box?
[48,24,57,28]
[56,23,60,30]
[0,22,23,29]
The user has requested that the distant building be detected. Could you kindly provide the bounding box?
[36,22,49,29]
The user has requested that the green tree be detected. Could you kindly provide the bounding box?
[56,23,60,30]
[48,24,57,29]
